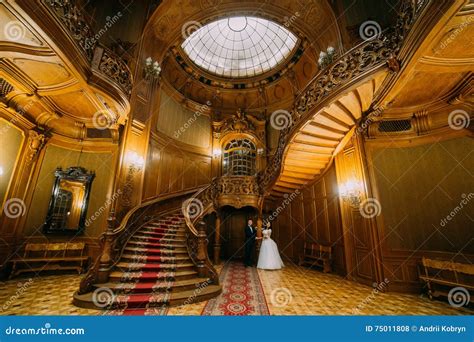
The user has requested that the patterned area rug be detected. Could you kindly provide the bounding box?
[202,262,269,315]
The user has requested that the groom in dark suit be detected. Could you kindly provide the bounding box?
[244,219,257,267]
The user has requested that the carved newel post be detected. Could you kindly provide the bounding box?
[97,208,117,283]
[196,220,208,277]
[213,214,221,265]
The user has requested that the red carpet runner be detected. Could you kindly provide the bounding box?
[202,262,270,315]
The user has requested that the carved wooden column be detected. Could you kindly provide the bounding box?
[256,207,263,252]
[97,208,117,283]
[213,212,221,265]
[256,213,263,239]
[196,220,208,277]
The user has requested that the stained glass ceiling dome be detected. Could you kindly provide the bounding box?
[181,16,298,78]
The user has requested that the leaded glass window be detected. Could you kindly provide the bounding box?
[223,139,256,176]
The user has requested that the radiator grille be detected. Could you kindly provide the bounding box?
[378,119,412,132]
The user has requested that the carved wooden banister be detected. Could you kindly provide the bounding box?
[77,188,201,294]
[182,181,219,283]
[42,0,133,97]
[258,0,429,194]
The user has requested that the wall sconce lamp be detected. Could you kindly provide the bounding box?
[213,148,222,158]
[339,179,362,207]
[144,57,161,80]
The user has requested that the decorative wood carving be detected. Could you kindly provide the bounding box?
[44,0,133,97]
[215,175,261,209]
[26,130,47,163]
[120,164,141,208]
[44,0,96,59]
[93,46,133,96]
[212,109,265,139]
[258,0,430,195]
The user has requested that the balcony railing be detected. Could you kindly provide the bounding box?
[40,0,133,97]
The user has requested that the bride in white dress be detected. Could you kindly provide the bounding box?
[257,222,284,270]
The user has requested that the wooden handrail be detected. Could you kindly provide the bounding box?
[258,0,430,194]
[77,187,205,294]
[181,181,219,283]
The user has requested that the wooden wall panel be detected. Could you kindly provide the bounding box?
[267,164,346,275]
[143,134,212,200]
[335,137,380,286]
[156,90,211,149]
[365,135,474,292]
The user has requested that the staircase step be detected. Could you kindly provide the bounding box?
[71,212,222,311]
[131,235,186,243]
[145,223,183,229]
[121,254,191,264]
[123,247,187,255]
[127,241,186,249]
[73,283,221,310]
[139,227,185,235]
[97,278,209,293]
[116,262,194,271]
[109,270,197,282]
[108,278,214,308]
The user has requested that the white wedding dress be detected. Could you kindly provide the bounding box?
[257,229,284,270]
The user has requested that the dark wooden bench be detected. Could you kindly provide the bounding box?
[9,242,89,279]
[419,257,474,303]
[299,242,332,273]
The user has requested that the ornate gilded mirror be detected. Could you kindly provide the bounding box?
[43,167,95,235]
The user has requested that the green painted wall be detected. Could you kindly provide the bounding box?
[24,144,115,238]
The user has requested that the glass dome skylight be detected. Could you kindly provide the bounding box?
[181,16,298,78]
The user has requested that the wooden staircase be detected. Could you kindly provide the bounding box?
[270,73,387,197]
[73,211,221,310]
